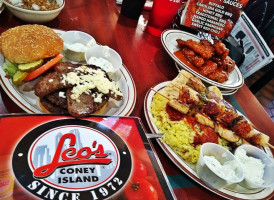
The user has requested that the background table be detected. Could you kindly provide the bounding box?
[0,0,273,199]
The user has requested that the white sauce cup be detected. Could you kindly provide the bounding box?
[196,143,244,189]
[61,31,96,62]
[85,45,122,73]
[234,144,274,189]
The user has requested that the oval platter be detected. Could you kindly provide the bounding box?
[161,29,244,90]
[144,81,274,200]
[0,30,136,116]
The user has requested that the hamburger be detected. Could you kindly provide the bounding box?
[0,24,63,85]
[0,25,123,117]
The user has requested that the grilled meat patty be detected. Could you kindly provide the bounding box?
[66,89,109,118]
[45,90,68,109]
[34,62,123,118]
[40,97,69,114]
[34,62,78,97]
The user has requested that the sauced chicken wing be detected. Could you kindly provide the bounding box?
[207,69,228,83]
[211,56,235,73]
[222,56,235,73]
[213,40,229,58]
[199,60,217,76]
[181,48,205,68]
[200,40,215,54]
[175,39,236,83]
[177,39,214,59]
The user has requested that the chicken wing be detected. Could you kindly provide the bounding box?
[213,40,229,58]
[177,39,214,59]
[181,48,205,68]
[207,69,228,83]
[199,60,217,76]
[175,39,235,83]
[212,56,235,73]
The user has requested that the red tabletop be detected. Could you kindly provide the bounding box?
[0,0,273,199]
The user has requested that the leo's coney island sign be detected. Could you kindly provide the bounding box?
[12,119,132,200]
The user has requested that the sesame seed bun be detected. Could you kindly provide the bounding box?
[0,25,63,63]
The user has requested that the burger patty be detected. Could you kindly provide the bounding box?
[34,62,77,97]
[34,62,123,100]
[45,90,68,109]
[41,90,109,118]
[67,89,109,118]
[40,97,69,114]
[34,62,122,118]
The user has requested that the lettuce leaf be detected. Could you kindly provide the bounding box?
[3,60,18,76]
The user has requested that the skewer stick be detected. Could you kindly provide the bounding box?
[151,88,170,100]
[152,88,273,149]
[268,143,274,149]
[169,83,182,90]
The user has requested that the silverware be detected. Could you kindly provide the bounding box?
[145,133,163,139]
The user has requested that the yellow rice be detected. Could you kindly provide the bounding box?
[151,93,229,164]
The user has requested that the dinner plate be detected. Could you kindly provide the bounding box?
[0,30,136,116]
[144,82,274,200]
[161,29,244,90]
[221,88,238,96]
[0,0,4,13]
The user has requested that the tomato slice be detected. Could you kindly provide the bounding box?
[24,53,63,81]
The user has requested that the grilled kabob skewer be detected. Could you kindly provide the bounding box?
[153,78,273,149]
[171,77,272,148]
[151,88,190,114]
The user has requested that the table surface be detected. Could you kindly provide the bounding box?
[0,0,273,199]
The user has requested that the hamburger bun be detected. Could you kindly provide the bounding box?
[0,25,63,63]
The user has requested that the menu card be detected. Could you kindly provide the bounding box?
[180,0,250,38]
[0,114,174,200]
[230,13,274,78]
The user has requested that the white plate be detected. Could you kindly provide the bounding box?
[221,88,238,96]
[0,0,4,14]
[144,82,274,200]
[161,29,244,90]
[0,30,136,116]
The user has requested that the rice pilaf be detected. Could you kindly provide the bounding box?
[151,91,229,164]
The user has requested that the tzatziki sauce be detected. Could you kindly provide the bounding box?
[235,148,265,186]
[87,57,114,72]
[204,155,239,181]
